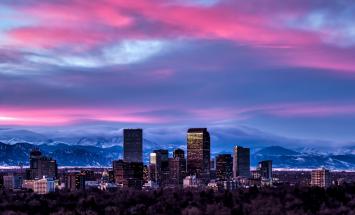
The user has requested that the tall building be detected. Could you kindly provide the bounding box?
[311,168,331,188]
[233,146,250,178]
[169,149,186,185]
[173,148,185,159]
[149,149,169,186]
[258,160,272,180]
[28,149,57,180]
[123,129,143,163]
[187,128,210,180]
[216,154,233,180]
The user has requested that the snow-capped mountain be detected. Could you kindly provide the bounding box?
[1,128,355,169]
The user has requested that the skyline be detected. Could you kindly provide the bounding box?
[1,0,355,146]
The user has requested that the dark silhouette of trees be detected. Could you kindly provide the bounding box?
[1,184,355,214]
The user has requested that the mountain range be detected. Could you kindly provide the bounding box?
[1,128,355,169]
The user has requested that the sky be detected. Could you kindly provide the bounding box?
[1,0,355,145]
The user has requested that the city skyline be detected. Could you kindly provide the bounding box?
[1,0,355,148]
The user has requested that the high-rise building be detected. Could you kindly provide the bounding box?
[311,168,331,188]
[123,129,143,163]
[169,149,186,185]
[187,128,210,181]
[233,146,250,178]
[149,149,169,186]
[173,148,185,159]
[216,154,233,180]
[258,160,272,180]
[28,149,57,180]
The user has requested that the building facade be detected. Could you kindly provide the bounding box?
[311,168,331,188]
[113,159,143,189]
[258,160,273,180]
[169,149,187,185]
[33,177,55,194]
[187,128,210,181]
[3,175,23,190]
[233,146,250,178]
[28,149,58,180]
[123,129,143,163]
[216,154,233,180]
[149,149,169,186]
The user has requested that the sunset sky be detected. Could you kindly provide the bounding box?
[1,0,355,143]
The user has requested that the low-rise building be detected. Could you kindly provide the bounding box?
[3,175,23,190]
[311,168,331,188]
[33,177,55,194]
[183,176,199,188]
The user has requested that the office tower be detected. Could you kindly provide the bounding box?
[173,148,185,159]
[311,168,331,188]
[123,129,143,163]
[233,146,250,178]
[149,149,169,186]
[258,160,273,180]
[28,149,58,179]
[112,159,143,189]
[187,128,210,181]
[169,149,187,185]
[216,154,233,180]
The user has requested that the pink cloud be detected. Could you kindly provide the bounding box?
[2,0,355,72]
[0,107,166,126]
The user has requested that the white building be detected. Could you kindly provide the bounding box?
[183,176,199,188]
[33,177,55,194]
[22,180,36,190]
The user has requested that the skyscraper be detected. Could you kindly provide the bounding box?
[187,128,210,180]
[233,146,250,178]
[311,168,331,188]
[28,149,57,180]
[123,129,143,163]
[169,149,186,185]
[216,154,233,180]
[173,148,185,159]
[258,160,272,180]
[149,149,169,186]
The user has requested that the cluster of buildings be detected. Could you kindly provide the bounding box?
[112,128,274,190]
[0,128,334,194]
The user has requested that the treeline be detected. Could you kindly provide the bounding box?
[1,184,355,215]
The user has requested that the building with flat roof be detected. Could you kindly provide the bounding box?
[233,146,250,178]
[311,168,331,188]
[123,129,143,163]
[187,128,210,181]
